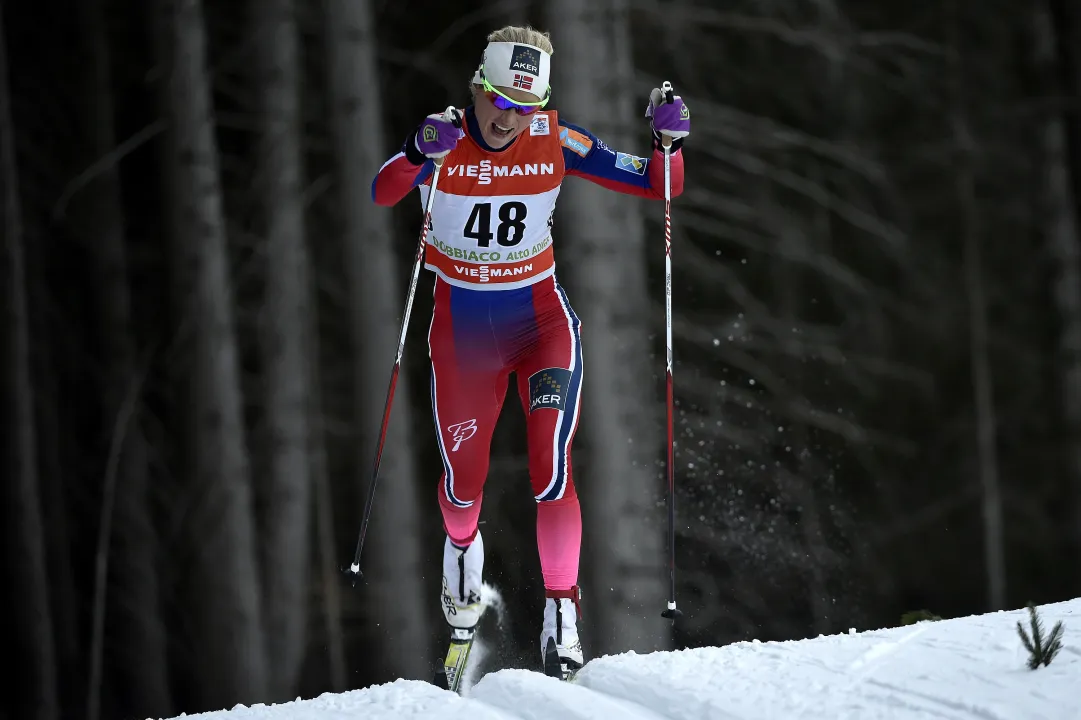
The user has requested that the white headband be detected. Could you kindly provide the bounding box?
[471,41,551,102]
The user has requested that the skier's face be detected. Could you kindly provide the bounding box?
[474,85,536,149]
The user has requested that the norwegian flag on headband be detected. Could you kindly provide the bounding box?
[512,73,533,90]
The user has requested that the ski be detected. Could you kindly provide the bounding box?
[433,626,477,694]
[542,636,581,682]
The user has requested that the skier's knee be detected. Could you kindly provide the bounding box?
[534,479,577,503]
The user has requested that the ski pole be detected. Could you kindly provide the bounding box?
[658,81,683,622]
[347,107,461,583]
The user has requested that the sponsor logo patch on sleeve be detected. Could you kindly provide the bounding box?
[559,127,593,157]
[615,152,647,175]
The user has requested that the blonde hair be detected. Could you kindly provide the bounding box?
[469,25,555,96]
[486,25,554,54]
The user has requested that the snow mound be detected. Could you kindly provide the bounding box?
[157,597,1080,720]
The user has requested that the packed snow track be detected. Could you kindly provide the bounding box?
[157,598,1079,720]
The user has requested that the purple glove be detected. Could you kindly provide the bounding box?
[415,107,464,159]
[645,84,690,140]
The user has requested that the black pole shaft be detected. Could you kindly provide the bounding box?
[659,82,682,622]
[346,152,447,582]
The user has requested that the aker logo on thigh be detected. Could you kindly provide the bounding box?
[529,367,572,413]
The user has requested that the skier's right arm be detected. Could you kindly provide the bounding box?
[371,110,463,207]
[370,151,433,207]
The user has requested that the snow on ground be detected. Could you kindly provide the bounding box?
[157,598,1080,720]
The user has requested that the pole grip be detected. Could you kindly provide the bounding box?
[660,81,675,148]
[661,80,674,104]
[443,105,463,128]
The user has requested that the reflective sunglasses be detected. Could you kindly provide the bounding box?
[480,71,550,116]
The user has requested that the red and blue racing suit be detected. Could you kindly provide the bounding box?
[372,105,684,591]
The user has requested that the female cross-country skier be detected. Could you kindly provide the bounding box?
[371,25,689,672]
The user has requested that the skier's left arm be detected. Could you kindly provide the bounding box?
[559,87,690,200]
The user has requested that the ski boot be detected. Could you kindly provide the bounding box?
[541,586,584,681]
[434,530,485,693]
[440,530,485,628]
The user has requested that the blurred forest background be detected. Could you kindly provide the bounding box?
[3,0,1080,718]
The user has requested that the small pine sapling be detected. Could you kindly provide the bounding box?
[1016,603,1065,669]
[900,609,942,626]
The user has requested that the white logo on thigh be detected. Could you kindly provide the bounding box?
[447,419,477,452]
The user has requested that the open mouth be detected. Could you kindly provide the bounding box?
[491,122,514,139]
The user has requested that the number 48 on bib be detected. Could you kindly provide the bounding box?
[464,201,528,248]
